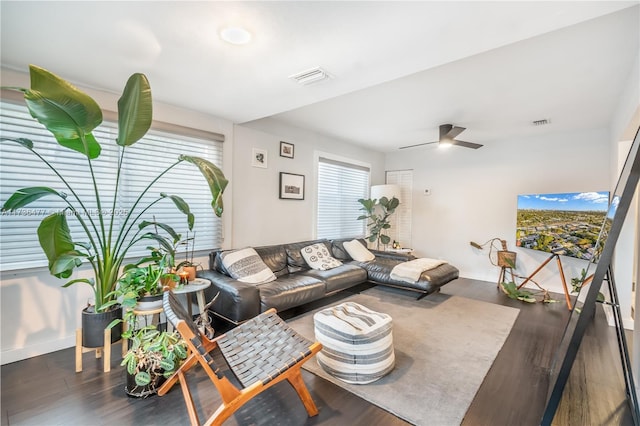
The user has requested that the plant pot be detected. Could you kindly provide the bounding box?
[136,294,163,311]
[81,305,122,348]
[183,266,197,282]
[125,371,166,398]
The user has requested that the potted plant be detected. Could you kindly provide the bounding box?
[0,65,228,348]
[357,196,400,250]
[103,252,177,338]
[176,231,198,281]
[121,325,188,397]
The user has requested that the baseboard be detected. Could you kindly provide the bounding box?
[1,335,75,365]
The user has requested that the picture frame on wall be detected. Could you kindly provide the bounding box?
[280,141,294,159]
[252,148,267,168]
[279,172,305,200]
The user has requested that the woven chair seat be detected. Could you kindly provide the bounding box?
[218,312,314,388]
[158,289,322,426]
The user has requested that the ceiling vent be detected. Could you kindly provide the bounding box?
[289,67,331,85]
[532,118,550,126]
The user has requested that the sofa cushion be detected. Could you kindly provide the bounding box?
[330,237,368,260]
[302,264,367,293]
[301,243,343,271]
[343,239,375,262]
[254,245,289,277]
[220,248,277,284]
[257,275,326,312]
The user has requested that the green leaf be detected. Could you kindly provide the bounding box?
[160,193,194,230]
[61,277,94,288]
[135,371,151,386]
[24,65,102,158]
[117,73,152,146]
[139,232,175,254]
[37,212,77,278]
[138,220,181,244]
[160,358,175,371]
[2,187,62,211]
[50,252,85,276]
[380,235,391,244]
[179,156,228,217]
[1,137,33,149]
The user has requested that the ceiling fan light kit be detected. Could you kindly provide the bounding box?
[400,123,484,150]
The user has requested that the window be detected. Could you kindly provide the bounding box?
[386,170,413,248]
[0,99,224,271]
[316,156,370,239]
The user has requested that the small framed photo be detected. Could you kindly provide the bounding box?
[280,141,295,159]
[279,172,305,200]
[252,148,267,168]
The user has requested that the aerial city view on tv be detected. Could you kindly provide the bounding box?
[516,191,610,260]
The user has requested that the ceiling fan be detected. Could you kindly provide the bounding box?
[400,124,483,150]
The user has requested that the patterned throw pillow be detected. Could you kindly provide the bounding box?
[220,247,277,284]
[301,243,343,270]
[343,239,376,262]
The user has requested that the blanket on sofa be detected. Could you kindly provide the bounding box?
[390,258,448,284]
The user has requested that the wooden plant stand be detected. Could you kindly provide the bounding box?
[75,328,114,373]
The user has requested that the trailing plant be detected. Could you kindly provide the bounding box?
[121,325,188,388]
[0,65,228,312]
[571,268,605,303]
[357,196,400,249]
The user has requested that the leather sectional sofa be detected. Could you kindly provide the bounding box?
[199,238,459,324]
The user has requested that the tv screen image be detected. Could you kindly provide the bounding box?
[515,191,610,260]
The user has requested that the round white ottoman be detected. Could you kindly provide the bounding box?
[313,301,394,384]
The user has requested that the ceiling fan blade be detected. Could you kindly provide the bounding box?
[446,126,466,139]
[399,141,439,149]
[451,139,483,149]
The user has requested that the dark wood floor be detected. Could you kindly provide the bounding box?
[1,278,633,426]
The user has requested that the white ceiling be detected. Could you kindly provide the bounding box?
[1,1,639,152]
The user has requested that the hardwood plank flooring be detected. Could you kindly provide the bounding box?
[1,278,632,425]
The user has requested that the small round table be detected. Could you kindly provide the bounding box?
[172,278,211,318]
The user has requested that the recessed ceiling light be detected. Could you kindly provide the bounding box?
[220,26,252,45]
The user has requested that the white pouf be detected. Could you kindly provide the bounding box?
[313,302,395,384]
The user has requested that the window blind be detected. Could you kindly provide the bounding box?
[316,157,370,240]
[0,100,224,272]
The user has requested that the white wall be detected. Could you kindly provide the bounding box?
[233,119,386,247]
[385,127,611,298]
[0,68,235,364]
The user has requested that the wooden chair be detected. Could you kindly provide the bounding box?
[158,290,322,426]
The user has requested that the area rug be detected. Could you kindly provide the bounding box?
[286,287,520,425]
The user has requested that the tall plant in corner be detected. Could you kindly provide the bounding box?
[1,66,228,320]
[357,196,400,250]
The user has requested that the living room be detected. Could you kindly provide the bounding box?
[1,2,640,425]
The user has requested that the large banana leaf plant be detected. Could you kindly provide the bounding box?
[1,65,228,311]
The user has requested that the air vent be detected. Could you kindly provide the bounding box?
[532,119,550,126]
[289,67,331,85]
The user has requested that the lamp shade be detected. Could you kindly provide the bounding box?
[370,184,401,202]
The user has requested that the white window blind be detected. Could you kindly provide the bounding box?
[316,156,369,239]
[386,170,413,248]
[0,100,224,272]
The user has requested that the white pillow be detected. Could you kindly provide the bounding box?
[343,239,375,262]
[220,247,277,284]
[301,243,343,271]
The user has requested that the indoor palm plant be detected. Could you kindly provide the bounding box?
[1,65,228,347]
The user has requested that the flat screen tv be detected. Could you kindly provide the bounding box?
[515,191,610,260]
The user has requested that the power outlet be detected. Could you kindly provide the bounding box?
[423,189,431,196]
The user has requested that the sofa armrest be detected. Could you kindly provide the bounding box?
[197,270,261,324]
[370,249,416,262]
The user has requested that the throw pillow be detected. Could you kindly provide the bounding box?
[220,247,277,284]
[343,239,375,262]
[301,243,343,271]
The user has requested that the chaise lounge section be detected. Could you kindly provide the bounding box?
[199,238,459,324]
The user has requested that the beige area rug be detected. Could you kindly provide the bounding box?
[287,287,520,426]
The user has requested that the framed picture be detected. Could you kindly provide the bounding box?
[279,172,305,200]
[280,141,294,159]
[252,148,267,168]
